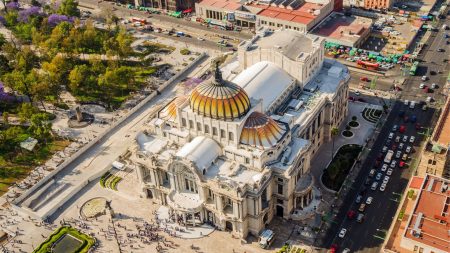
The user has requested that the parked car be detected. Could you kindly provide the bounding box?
[399,143,404,150]
[395,136,401,143]
[347,210,356,219]
[420,83,425,89]
[379,183,386,192]
[402,154,408,161]
[421,75,427,81]
[369,169,376,178]
[399,161,406,168]
[360,77,369,82]
[388,132,394,139]
[381,164,388,172]
[410,136,415,143]
[375,173,383,181]
[392,125,398,131]
[431,83,437,89]
[382,146,388,153]
[366,196,373,205]
[399,125,406,133]
[395,151,401,159]
[383,176,390,184]
[364,178,371,186]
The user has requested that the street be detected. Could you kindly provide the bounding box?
[320,4,449,253]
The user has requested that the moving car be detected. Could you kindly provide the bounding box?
[358,204,366,212]
[356,214,365,223]
[366,196,373,205]
[338,228,347,238]
[390,160,397,168]
[360,77,370,82]
[406,146,412,153]
[387,168,393,176]
[402,135,408,142]
[375,173,383,181]
[371,182,378,190]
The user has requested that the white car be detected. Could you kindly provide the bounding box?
[402,135,408,142]
[381,164,388,172]
[395,151,402,159]
[338,228,347,238]
[419,83,425,89]
[382,146,388,153]
[366,196,373,205]
[197,37,205,41]
[410,136,415,143]
[387,168,393,176]
[395,136,401,143]
[343,248,351,253]
[404,100,409,105]
[355,91,361,96]
[399,143,404,150]
[431,83,437,89]
[390,160,397,168]
[421,75,427,81]
[388,132,394,139]
[383,176,390,184]
[379,183,386,192]
[406,146,412,153]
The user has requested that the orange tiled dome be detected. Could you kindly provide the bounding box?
[240,112,286,149]
[159,96,188,121]
[190,64,250,121]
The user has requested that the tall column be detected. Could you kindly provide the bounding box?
[192,212,196,227]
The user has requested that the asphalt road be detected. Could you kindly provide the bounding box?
[320,4,449,253]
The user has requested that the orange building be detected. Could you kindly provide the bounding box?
[363,0,393,10]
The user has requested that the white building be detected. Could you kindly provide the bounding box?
[130,30,350,238]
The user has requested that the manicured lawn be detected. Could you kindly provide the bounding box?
[0,139,70,195]
[322,144,362,191]
[33,226,95,253]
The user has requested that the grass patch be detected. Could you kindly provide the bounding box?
[33,226,95,253]
[322,144,362,191]
[141,41,175,53]
[0,138,70,196]
[99,172,121,191]
[398,210,405,221]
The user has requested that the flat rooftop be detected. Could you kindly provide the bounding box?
[244,30,319,61]
[197,0,242,11]
[311,12,372,46]
[249,2,326,25]
[404,175,450,252]
[432,96,450,146]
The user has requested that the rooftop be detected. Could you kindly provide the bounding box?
[311,12,372,46]
[249,2,326,25]
[404,175,450,252]
[242,30,320,61]
[197,0,242,11]
[432,96,450,147]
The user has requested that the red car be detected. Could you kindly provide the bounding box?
[399,125,406,133]
[347,210,356,219]
[360,76,370,82]
[399,161,406,168]
[415,123,421,130]
[392,144,397,150]
[329,244,339,253]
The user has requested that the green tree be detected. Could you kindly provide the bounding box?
[42,55,72,90]
[18,103,38,124]
[57,0,80,17]
[2,70,33,101]
[29,113,52,142]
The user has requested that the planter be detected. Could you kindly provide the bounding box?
[348,120,360,129]
[342,130,354,138]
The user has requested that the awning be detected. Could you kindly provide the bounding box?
[182,8,192,14]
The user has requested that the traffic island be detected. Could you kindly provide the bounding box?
[321,144,363,191]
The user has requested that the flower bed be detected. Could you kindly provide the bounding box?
[342,130,354,137]
[33,226,94,253]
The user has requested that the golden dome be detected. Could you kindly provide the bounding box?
[159,96,188,121]
[240,112,286,149]
[190,64,250,121]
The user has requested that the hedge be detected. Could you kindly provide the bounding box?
[33,226,94,253]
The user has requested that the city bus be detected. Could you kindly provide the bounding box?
[409,61,419,75]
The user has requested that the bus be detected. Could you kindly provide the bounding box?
[409,61,419,75]
[130,17,147,24]
[357,60,379,70]
[384,150,394,163]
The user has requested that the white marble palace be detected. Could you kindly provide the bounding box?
[130,29,350,238]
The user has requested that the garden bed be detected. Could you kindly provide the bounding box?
[33,226,94,253]
[322,144,362,191]
[348,120,359,128]
[342,130,354,138]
